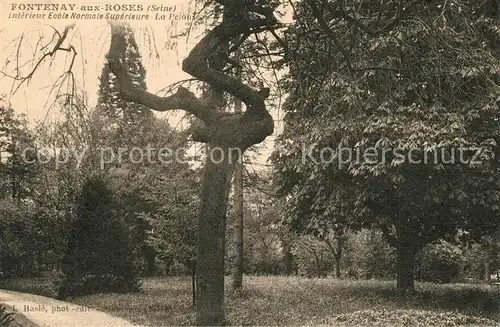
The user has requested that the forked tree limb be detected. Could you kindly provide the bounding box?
[182,17,277,119]
[108,58,215,123]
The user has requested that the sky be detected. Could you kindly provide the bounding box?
[0,0,286,168]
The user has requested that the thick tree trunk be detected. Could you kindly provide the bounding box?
[196,146,234,326]
[396,234,416,293]
[231,95,244,293]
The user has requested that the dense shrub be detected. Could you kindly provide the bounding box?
[57,175,140,299]
[416,240,463,283]
[0,201,66,279]
[0,277,56,298]
[460,243,486,280]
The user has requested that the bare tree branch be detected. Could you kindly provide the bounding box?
[106,21,217,123]
[13,24,76,94]
[306,0,353,73]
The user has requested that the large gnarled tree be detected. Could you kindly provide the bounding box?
[108,1,278,324]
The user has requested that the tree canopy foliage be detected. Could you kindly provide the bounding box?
[273,0,500,291]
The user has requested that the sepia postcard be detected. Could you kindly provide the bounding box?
[0,0,499,326]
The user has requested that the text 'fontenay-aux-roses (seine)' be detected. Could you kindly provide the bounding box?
[6,3,194,21]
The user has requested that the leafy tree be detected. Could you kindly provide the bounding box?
[0,102,52,278]
[57,175,140,299]
[0,101,38,202]
[343,229,396,279]
[292,235,334,277]
[142,166,200,305]
[239,189,284,275]
[104,116,194,276]
[141,163,201,276]
[96,24,189,276]
[273,0,500,292]
[478,228,500,281]
[319,227,347,278]
[0,198,69,278]
[0,200,36,278]
[30,96,110,275]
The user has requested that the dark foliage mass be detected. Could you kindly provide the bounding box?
[57,176,140,299]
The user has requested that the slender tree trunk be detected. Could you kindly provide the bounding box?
[313,251,321,277]
[231,90,244,293]
[282,239,294,276]
[396,230,416,293]
[143,247,156,277]
[335,234,343,278]
[192,263,196,306]
[485,257,491,282]
[196,147,234,326]
[231,159,244,291]
[324,232,344,279]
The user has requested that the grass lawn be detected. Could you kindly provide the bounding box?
[0,276,499,326]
